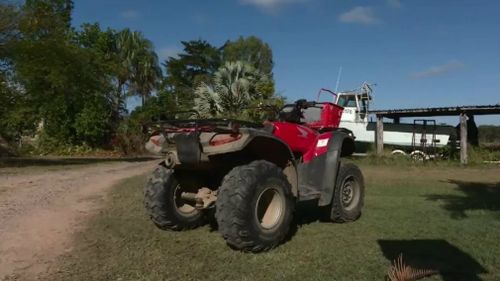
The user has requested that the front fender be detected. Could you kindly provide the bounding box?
[318,131,353,206]
[296,130,353,204]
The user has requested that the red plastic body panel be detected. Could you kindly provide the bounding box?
[302,132,332,163]
[272,122,317,156]
[305,103,343,130]
[271,122,333,163]
[270,101,343,163]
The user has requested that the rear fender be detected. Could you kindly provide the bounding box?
[241,135,298,197]
[176,129,298,196]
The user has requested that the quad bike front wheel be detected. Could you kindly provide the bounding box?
[144,165,205,231]
[330,160,365,222]
[216,160,295,252]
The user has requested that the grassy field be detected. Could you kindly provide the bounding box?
[44,162,500,281]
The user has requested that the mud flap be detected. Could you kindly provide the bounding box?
[175,132,201,164]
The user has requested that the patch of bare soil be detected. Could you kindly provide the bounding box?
[0,160,158,280]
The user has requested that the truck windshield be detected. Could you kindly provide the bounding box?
[337,95,357,107]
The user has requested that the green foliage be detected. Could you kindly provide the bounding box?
[13,33,114,145]
[162,36,276,112]
[21,0,73,39]
[3,0,118,150]
[194,61,282,121]
[0,3,20,59]
[117,29,161,106]
[223,35,274,76]
[163,40,221,109]
[0,0,164,154]
[0,0,279,155]
[468,145,500,164]
[479,125,500,144]
[195,61,258,117]
[113,117,146,155]
[74,95,112,146]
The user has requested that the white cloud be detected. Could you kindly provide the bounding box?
[411,60,465,79]
[120,10,140,19]
[158,47,180,62]
[338,6,380,25]
[240,0,310,12]
[387,0,401,8]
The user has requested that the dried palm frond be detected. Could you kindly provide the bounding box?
[387,254,437,281]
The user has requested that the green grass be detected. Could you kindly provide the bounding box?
[45,163,500,281]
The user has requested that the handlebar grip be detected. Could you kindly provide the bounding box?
[306,101,316,107]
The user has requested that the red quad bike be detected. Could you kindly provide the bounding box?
[144,90,365,252]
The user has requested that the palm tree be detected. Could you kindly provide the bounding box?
[116,29,161,107]
[130,42,161,106]
[194,61,260,117]
[194,82,222,117]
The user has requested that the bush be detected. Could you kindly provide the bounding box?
[468,145,500,164]
[74,96,113,147]
[113,118,147,155]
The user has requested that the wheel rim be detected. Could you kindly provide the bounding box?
[341,176,359,211]
[255,187,284,230]
[173,184,196,215]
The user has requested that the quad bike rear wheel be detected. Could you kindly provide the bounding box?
[330,160,365,222]
[144,165,205,231]
[216,160,295,252]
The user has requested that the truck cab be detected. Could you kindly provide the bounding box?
[335,84,373,124]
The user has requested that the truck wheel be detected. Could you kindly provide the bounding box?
[216,160,295,252]
[330,160,365,222]
[144,165,205,231]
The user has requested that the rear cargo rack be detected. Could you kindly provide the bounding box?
[147,118,264,134]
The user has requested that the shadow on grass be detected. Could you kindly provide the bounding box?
[0,156,161,168]
[294,199,329,225]
[378,239,487,281]
[426,180,500,219]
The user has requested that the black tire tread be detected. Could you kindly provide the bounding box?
[330,160,365,223]
[144,165,205,231]
[215,160,294,252]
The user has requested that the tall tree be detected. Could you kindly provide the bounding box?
[9,0,116,147]
[222,36,275,100]
[0,3,22,141]
[21,0,73,39]
[163,40,222,108]
[130,39,162,106]
[0,3,20,63]
[117,29,161,106]
[223,36,274,76]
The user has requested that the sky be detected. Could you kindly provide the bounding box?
[71,0,500,125]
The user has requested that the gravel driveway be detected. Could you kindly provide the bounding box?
[0,160,157,280]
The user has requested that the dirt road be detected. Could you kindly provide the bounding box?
[0,160,157,280]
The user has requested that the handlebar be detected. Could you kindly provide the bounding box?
[295,99,317,109]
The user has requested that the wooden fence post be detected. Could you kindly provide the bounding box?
[376,115,384,155]
[460,113,468,165]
